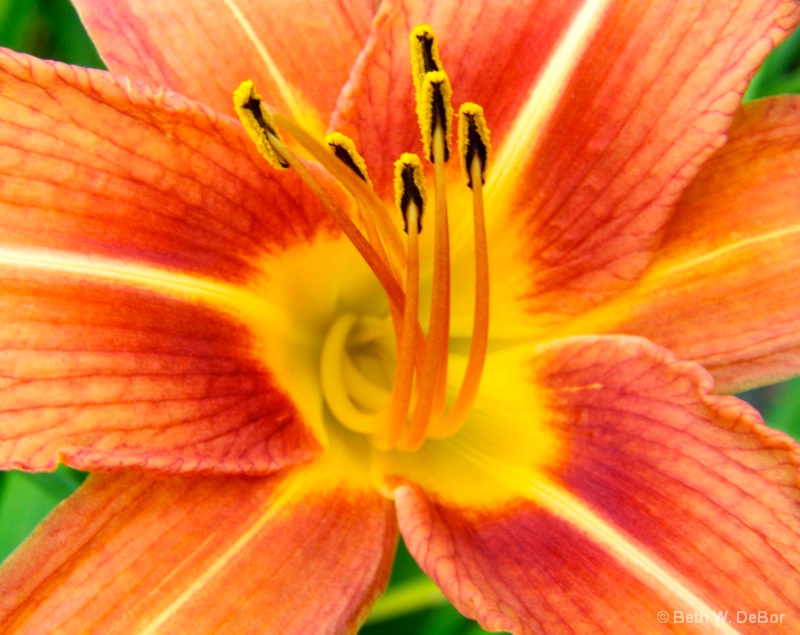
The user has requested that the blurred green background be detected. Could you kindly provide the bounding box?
[0,1,799,633]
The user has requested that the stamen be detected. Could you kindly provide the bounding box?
[430,103,491,439]
[325,132,392,278]
[457,103,490,188]
[321,130,428,381]
[325,132,372,186]
[374,154,426,450]
[429,122,452,419]
[270,115,430,388]
[233,80,289,169]
[395,153,426,234]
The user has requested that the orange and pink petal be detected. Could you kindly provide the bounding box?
[0,459,396,634]
[71,0,377,133]
[0,48,334,285]
[593,95,800,393]
[0,49,343,474]
[0,272,320,474]
[396,336,800,632]
[495,0,800,322]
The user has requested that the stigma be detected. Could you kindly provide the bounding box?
[233,25,491,452]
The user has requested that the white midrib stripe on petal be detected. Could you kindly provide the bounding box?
[219,0,294,106]
[450,436,738,629]
[528,478,740,634]
[655,224,800,278]
[219,0,320,134]
[138,477,302,635]
[0,245,292,331]
[487,0,612,202]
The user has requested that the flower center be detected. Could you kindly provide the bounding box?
[320,312,396,434]
[233,25,491,451]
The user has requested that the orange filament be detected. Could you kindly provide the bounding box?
[429,152,489,438]
[273,113,407,276]
[263,132,407,320]
[374,199,420,450]
[325,133,395,280]
[400,125,451,451]
[430,125,452,417]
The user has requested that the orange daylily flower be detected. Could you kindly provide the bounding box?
[2,0,800,633]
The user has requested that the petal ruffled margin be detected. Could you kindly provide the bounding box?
[0,458,396,634]
[71,0,377,134]
[395,336,800,633]
[589,95,800,393]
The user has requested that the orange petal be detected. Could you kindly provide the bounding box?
[0,48,334,285]
[71,0,377,134]
[0,272,321,474]
[0,50,338,473]
[584,95,800,393]
[493,0,800,331]
[0,459,397,633]
[395,336,800,632]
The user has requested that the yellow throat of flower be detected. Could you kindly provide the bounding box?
[233,25,491,453]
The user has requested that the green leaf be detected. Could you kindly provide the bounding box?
[0,0,104,68]
[763,377,800,439]
[0,466,85,563]
[746,25,800,100]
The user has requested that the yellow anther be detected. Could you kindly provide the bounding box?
[325,132,373,187]
[409,24,443,94]
[233,80,289,169]
[393,154,427,234]
[417,71,454,163]
[458,103,491,188]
